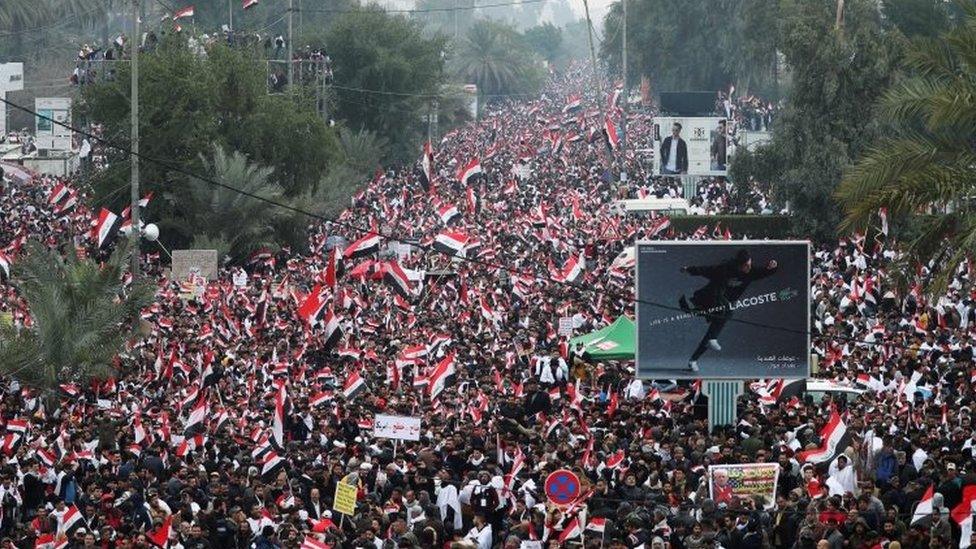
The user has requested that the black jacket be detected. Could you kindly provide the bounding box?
[660,136,688,173]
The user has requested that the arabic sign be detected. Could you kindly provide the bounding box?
[373,414,421,441]
[709,463,780,510]
[558,317,574,336]
[544,469,581,506]
[333,478,357,516]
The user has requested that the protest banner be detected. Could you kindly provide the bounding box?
[373,414,422,442]
[708,463,780,509]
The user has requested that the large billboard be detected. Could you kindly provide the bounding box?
[653,116,728,177]
[635,241,809,379]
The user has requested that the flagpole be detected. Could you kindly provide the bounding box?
[229,0,233,31]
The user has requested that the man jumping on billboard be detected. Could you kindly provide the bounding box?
[678,249,778,373]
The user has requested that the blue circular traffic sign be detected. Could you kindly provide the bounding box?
[545,469,581,505]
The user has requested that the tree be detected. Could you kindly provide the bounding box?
[880,0,954,38]
[452,20,545,98]
[524,23,563,66]
[336,128,389,178]
[0,242,153,394]
[186,146,297,263]
[836,5,976,291]
[79,38,342,251]
[600,0,736,92]
[731,0,897,240]
[326,7,448,161]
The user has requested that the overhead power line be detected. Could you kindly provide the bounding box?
[299,0,549,14]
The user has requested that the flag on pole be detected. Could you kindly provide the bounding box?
[795,408,849,464]
[456,158,482,185]
[243,0,260,9]
[911,484,934,525]
[172,5,195,19]
[342,369,366,400]
[91,208,121,249]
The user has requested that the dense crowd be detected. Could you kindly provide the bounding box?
[0,62,972,549]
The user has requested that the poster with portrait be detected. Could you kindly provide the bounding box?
[653,116,728,177]
[709,463,780,510]
[635,241,810,379]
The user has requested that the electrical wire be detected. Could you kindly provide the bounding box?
[0,5,106,37]
[0,95,933,356]
[298,0,550,14]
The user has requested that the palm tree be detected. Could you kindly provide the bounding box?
[452,20,542,97]
[0,0,45,33]
[0,242,153,394]
[337,128,389,178]
[188,146,293,263]
[835,4,976,293]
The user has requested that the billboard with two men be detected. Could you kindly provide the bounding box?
[635,241,810,379]
[653,116,729,177]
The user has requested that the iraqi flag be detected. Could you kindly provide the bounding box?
[604,116,620,151]
[0,251,10,281]
[556,254,584,283]
[796,408,849,464]
[297,285,327,326]
[243,0,259,9]
[147,515,172,547]
[58,505,85,536]
[420,141,435,190]
[343,233,381,259]
[648,216,671,238]
[558,517,582,543]
[342,370,366,400]
[383,260,415,298]
[323,248,341,289]
[172,5,194,19]
[433,231,468,257]
[585,517,606,533]
[301,536,331,549]
[49,182,70,205]
[428,354,456,400]
[437,204,459,225]
[91,208,121,249]
[184,398,208,435]
[272,383,287,448]
[911,484,934,525]
[261,451,286,478]
[953,485,976,548]
[563,94,582,113]
[322,310,342,350]
[456,158,482,185]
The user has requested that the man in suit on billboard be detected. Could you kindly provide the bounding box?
[660,122,688,175]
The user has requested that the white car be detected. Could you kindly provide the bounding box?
[804,380,865,403]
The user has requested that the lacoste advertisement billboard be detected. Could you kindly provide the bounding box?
[635,241,810,379]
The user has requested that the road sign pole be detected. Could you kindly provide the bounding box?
[703,380,742,432]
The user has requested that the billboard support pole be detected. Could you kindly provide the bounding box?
[703,380,742,432]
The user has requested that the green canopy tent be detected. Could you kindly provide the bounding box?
[569,315,635,361]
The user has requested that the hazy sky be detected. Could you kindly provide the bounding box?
[381,0,613,31]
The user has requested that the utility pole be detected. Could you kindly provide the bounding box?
[620,0,628,157]
[288,0,294,91]
[130,0,141,278]
[581,0,610,171]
